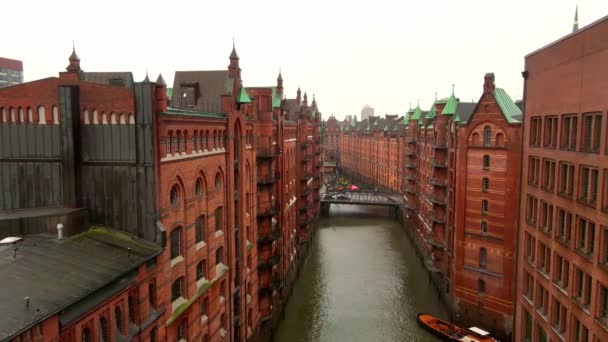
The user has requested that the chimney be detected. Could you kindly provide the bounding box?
[483,73,495,94]
[156,74,168,112]
[57,223,64,240]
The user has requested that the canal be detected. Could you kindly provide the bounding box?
[274,204,449,342]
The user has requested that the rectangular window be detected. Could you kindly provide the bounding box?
[551,297,567,334]
[215,207,222,232]
[603,169,608,211]
[481,200,488,215]
[536,282,549,317]
[573,316,589,342]
[524,269,534,301]
[526,195,538,226]
[581,112,602,153]
[576,216,595,258]
[195,215,206,243]
[541,159,555,192]
[553,253,569,290]
[539,201,553,234]
[558,162,575,198]
[578,166,598,205]
[561,114,578,150]
[544,116,558,148]
[538,242,551,275]
[524,309,532,342]
[573,267,592,308]
[556,208,573,244]
[599,284,608,322]
[170,228,182,259]
[525,232,536,265]
[601,226,608,266]
[528,156,540,187]
[530,116,542,147]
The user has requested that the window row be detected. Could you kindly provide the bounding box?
[529,112,605,153]
[528,159,607,209]
[169,173,223,209]
[0,105,60,125]
[170,213,224,259]
[166,129,227,156]
[171,250,224,302]
[80,296,141,342]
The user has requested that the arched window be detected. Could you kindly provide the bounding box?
[483,126,491,146]
[196,260,206,280]
[181,131,187,154]
[83,110,90,125]
[496,133,504,146]
[101,112,108,124]
[478,279,485,294]
[216,246,224,265]
[471,132,480,145]
[173,132,179,154]
[215,207,223,232]
[18,107,24,123]
[52,106,59,124]
[150,327,158,342]
[110,112,117,124]
[99,317,108,342]
[27,107,33,123]
[481,200,489,215]
[481,221,488,233]
[82,327,91,342]
[128,296,136,324]
[9,107,15,123]
[166,133,172,156]
[195,215,206,243]
[128,113,135,124]
[479,248,487,268]
[215,173,221,192]
[195,178,203,198]
[119,113,126,124]
[114,306,123,334]
[177,320,187,340]
[201,297,208,317]
[482,177,489,192]
[148,280,156,308]
[205,130,210,150]
[213,130,217,149]
[38,106,46,125]
[170,185,180,208]
[170,227,182,259]
[93,110,99,124]
[171,277,184,302]
[482,155,490,169]
[0,107,5,123]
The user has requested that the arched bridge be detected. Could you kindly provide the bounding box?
[320,188,400,216]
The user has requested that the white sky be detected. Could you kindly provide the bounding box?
[3,0,607,120]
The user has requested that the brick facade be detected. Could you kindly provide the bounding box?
[514,16,608,342]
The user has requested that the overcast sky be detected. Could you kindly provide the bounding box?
[3,0,607,120]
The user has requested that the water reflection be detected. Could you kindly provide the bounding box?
[274,205,448,342]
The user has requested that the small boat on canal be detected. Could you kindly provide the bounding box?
[417,313,499,342]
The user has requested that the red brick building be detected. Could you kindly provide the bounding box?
[335,74,522,340]
[321,115,340,164]
[0,45,322,342]
[514,15,608,342]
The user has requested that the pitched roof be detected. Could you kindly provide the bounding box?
[455,102,477,123]
[494,88,522,123]
[410,105,423,120]
[237,87,252,103]
[284,99,301,115]
[172,70,234,112]
[83,72,134,88]
[441,91,458,115]
[0,227,161,340]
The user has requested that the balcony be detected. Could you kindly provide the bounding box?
[428,195,445,206]
[430,178,446,187]
[257,229,280,244]
[257,254,280,270]
[257,204,278,217]
[432,159,447,168]
[429,213,445,224]
[257,147,280,159]
[257,174,279,185]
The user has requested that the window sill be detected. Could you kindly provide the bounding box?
[171,297,187,313]
[220,328,227,338]
[201,315,208,324]
[593,318,608,333]
[247,294,251,304]
[550,326,566,341]
[574,248,594,262]
[552,281,569,296]
[197,278,209,290]
[220,295,225,304]
[576,198,597,209]
[171,255,184,268]
[215,230,224,238]
[195,241,206,251]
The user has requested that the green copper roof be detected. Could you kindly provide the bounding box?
[237,87,252,104]
[163,108,227,119]
[166,87,173,98]
[271,87,281,108]
[411,105,423,121]
[441,88,458,115]
[426,102,437,119]
[454,113,462,123]
[493,88,522,123]
[402,112,410,125]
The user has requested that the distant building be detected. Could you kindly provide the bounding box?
[0,57,23,88]
[361,104,374,120]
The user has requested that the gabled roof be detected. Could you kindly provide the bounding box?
[494,88,522,123]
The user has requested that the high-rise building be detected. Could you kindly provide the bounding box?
[361,104,374,120]
[0,57,23,88]
[514,15,608,342]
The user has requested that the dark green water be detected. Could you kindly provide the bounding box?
[273,204,448,342]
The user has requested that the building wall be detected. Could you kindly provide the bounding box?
[515,17,608,342]
[0,57,23,88]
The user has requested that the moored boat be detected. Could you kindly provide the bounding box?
[416,313,499,342]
